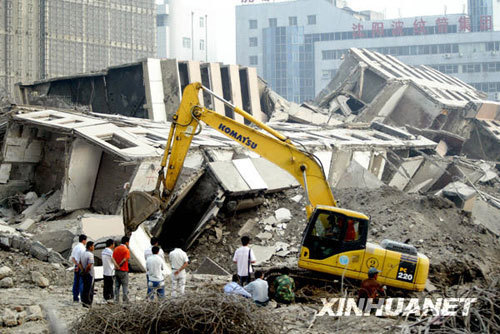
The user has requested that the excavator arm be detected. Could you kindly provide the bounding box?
[124,82,335,234]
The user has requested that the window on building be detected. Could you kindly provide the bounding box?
[249,37,258,47]
[269,18,277,27]
[462,63,481,73]
[307,15,316,25]
[157,14,167,27]
[289,16,297,26]
[200,39,205,50]
[182,37,191,48]
[200,17,205,28]
[249,19,258,29]
[249,56,258,65]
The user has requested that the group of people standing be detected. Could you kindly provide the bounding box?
[71,235,131,307]
[71,235,189,307]
[226,236,296,306]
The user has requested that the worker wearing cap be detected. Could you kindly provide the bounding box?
[359,267,385,300]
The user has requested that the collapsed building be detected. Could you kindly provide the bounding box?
[0,52,498,277]
[315,48,500,162]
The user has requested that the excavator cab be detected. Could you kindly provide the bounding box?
[301,206,369,261]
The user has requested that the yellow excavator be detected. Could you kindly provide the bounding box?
[124,82,429,291]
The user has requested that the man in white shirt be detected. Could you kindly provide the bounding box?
[233,236,256,285]
[80,241,95,308]
[224,274,251,298]
[244,271,269,306]
[144,237,165,260]
[168,240,189,297]
[146,246,165,299]
[70,234,87,302]
[102,239,119,303]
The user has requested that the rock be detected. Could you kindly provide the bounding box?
[47,250,66,264]
[261,216,278,226]
[0,266,13,279]
[256,232,272,240]
[252,245,275,265]
[33,230,74,255]
[275,242,290,251]
[264,225,273,232]
[275,208,292,223]
[16,311,27,325]
[24,192,39,205]
[291,195,302,203]
[425,279,438,293]
[31,271,49,288]
[0,277,14,288]
[214,227,223,243]
[18,218,36,232]
[238,219,257,237]
[276,250,290,257]
[30,241,49,261]
[2,308,17,326]
[26,305,43,321]
[0,235,11,248]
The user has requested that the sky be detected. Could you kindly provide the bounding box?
[347,0,468,19]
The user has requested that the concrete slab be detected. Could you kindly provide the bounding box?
[81,214,150,272]
[225,65,244,123]
[3,137,43,163]
[352,151,371,170]
[0,164,11,184]
[75,123,158,159]
[143,58,167,122]
[314,151,332,179]
[208,161,250,194]
[405,159,448,193]
[472,199,500,236]
[61,139,102,211]
[207,63,225,115]
[33,230,74,257]
[129,158,162,193]
[232,158,267,190]
[442,182,477,212]
[336,160,384,189]
[194,257,230,275]
[238,219,258,237]
[252,245,275,266]
[435,140,448,157]
[160,59,181,119]
[185,61,204,106]
[251,158,300,191]
[388,157,424,190]
[245,67,265,122]
[13,110,105,130]
[329,148,352,186]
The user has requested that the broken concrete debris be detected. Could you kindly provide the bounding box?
[0,50,498,333]
[316,48,500,162]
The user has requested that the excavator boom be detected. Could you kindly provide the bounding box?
[124,82,335,233]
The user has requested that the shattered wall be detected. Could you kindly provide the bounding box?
[16,59,263,124]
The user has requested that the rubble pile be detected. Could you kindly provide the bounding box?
[0,51,499,333]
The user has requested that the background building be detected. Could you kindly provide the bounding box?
[0,0,156,97]
[156,0,236,64]
[236,0,500,102]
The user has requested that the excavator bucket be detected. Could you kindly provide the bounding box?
[123,191,161,235]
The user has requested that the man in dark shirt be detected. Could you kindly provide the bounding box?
[359,267,385,300]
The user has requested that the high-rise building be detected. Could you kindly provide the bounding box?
[236,0,500,102]
[0,0,156,97]
[156,0,235,63]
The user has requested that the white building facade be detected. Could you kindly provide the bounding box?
[156,0,235,63]
[236,0,500,102]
